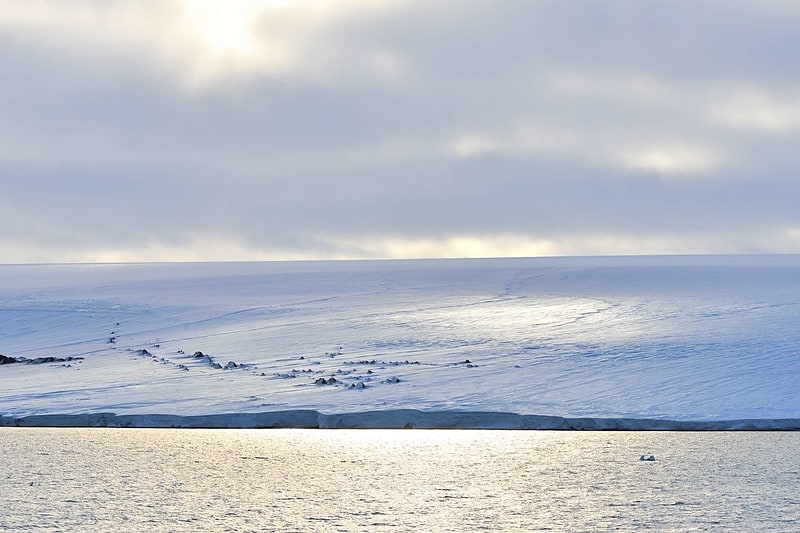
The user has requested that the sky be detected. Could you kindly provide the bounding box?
[2,0,800,262]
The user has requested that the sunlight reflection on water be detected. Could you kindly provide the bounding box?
[2,429,799,532]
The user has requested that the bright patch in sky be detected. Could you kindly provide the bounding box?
[709,89,800,134]
[619,145,721,176]
[176,0,305,87]
[186,0,268,54]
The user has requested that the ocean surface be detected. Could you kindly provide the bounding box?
[2,429,798,532]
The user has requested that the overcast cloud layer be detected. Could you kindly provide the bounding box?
[2,0,800,262]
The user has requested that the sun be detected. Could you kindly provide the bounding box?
[171,0,300,87]
[182,0,293,55]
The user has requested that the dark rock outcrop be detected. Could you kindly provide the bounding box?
[0,355,82,366]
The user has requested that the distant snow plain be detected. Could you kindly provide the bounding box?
[2,256,799,429]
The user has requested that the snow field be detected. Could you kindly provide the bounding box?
[2,256,799,426]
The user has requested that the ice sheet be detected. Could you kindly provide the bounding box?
[2,256,799,426]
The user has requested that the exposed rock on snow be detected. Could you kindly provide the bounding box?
[0,355,83,365]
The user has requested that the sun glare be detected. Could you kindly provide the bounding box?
[184,0,277,54]
[171,0,301,87]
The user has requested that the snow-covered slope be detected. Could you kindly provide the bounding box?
[2,256,799,428]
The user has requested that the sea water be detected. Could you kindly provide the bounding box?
[2,429,798,532]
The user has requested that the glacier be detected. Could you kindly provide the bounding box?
[1,256,799,429]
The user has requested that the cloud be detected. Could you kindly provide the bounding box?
[0,0,410,91]
[617,144,721,176]
[442,127,575,160]
[1,1,800,262]
[707,88,800,134]
[548,71,675,104]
